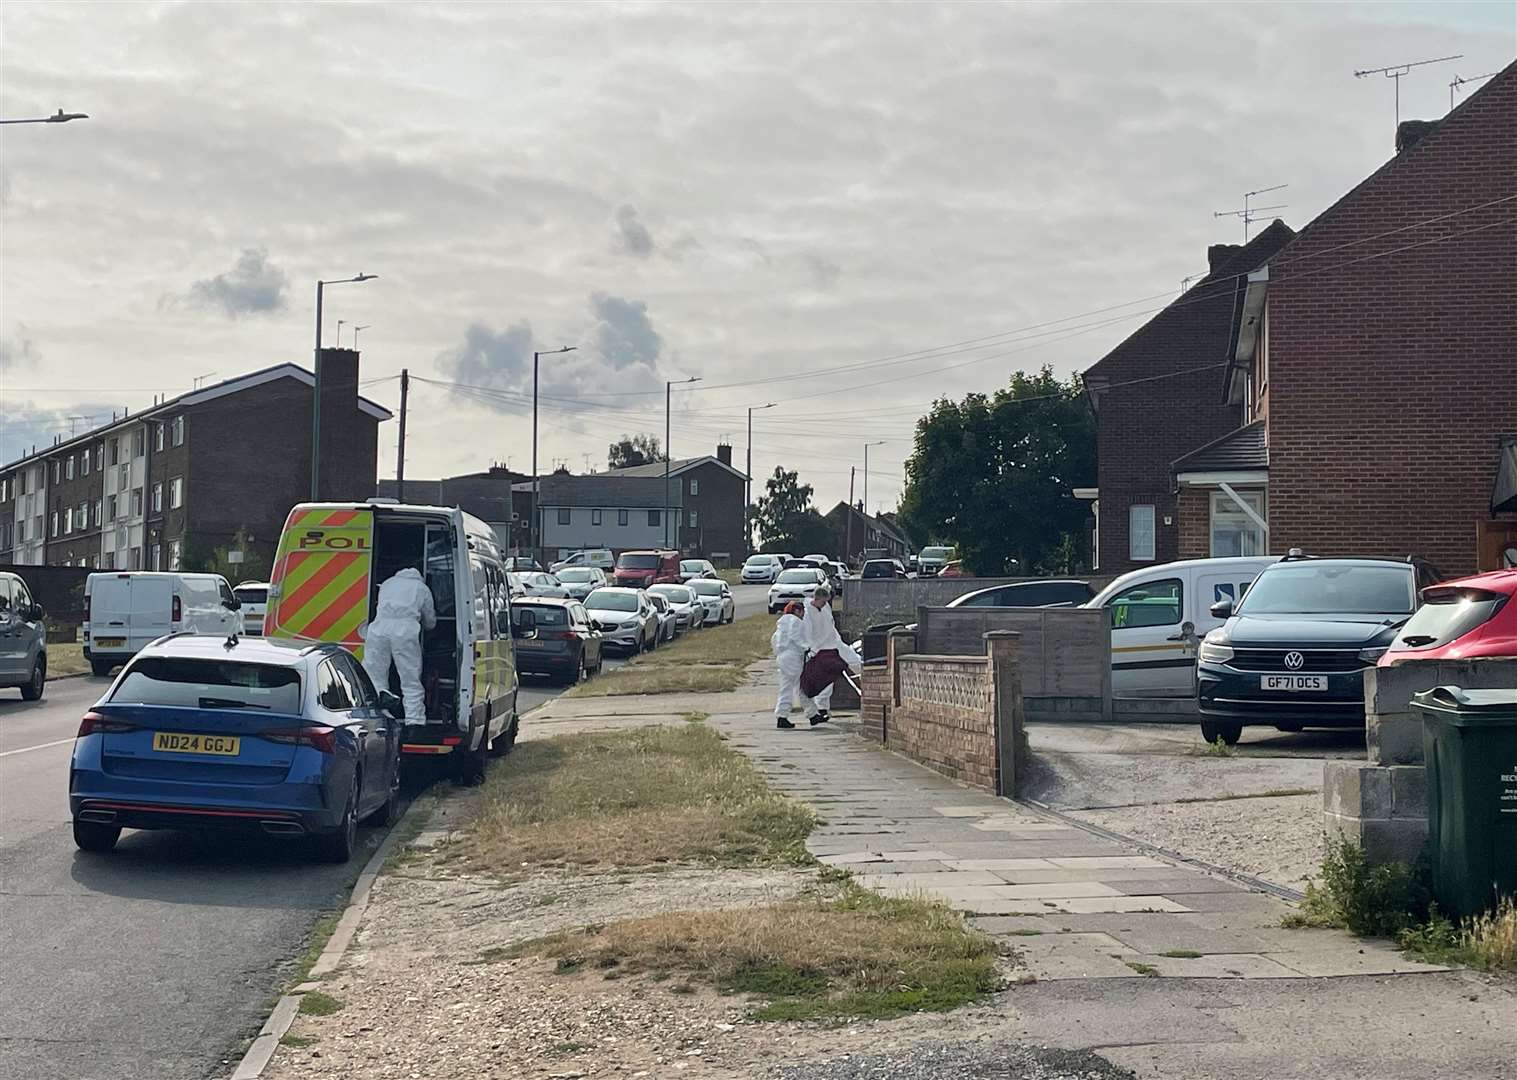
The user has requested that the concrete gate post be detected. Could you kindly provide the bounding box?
[985,630,1024,798]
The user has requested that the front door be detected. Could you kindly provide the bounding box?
[1106,575,1189,696]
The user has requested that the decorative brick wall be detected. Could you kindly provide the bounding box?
[889,655,998,791]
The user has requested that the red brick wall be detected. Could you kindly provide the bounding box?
[1176,488,1211,559]
[1265,69,1517,575]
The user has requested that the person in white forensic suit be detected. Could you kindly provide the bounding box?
[362,565,437,724]
[770,602,811,730]
[801,585,861,725]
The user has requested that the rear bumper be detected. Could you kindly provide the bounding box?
[516,644,579,675]
[69,768,343,835]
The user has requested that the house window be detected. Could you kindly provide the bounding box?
[169,478,182,509]
[152,483,163,513]
[1091,500,1100,571]
[689,478,699,496]
[109,439,119,466]
[149,543,161,571]
[103,551,114,570]
[106,495,117,522]
[131,489,143,517]
[119,464,130,490]
[66,456,74,481]
[557,507,570,525]
[95,445,104,471]
[129,546,142,570]
[1210,490,1266,557]
[1129,504,1156,562]
[93,499,102,527]
[133,428,145,457]
[154,424,165,452]
[167,539,181,570]
[78,502,87,530]
[591,509,602,526]
[52,461,61,484]
[50,511,58,537]
[689,510,698,528]
[14,520,23,543]
[648,509,661,527]
[618,509,629,526]
[172,416,185,446]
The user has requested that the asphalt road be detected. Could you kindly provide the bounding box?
[0,586,774,1080]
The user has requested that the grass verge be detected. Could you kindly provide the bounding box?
[509,881,1000,1022]
[463,723,814,871]
[566,613,774,697]
[297,991,344,1017]
[48,643,90,677]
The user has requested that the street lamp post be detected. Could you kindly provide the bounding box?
[863,440,886,517]
[310,273,377,500]
[531,346,577,560]
[746,403,776,553]
[666,377,701,548]
[0,108,88,125]
[353,325,371,349]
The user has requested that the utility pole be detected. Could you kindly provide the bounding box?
[531,346,577,558]
[747,402,775,553]
[846,466,856,563]
[396,368,409,502]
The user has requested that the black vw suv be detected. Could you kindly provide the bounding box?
[1195,553,1421,745]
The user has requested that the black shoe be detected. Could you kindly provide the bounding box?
[776,718,796,729]
[812,711,830,725]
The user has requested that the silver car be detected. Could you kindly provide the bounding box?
[648,583,702,633]
[0,571,48,700]
[514,572,570,598]
[679,559,718,583]
[554,566,608,601]
[583,587,660,654]
[647,593,681,643]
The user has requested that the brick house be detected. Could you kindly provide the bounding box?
[0,352,390,573]
[824,501,911,562]
[601,444,748,563]
[1177,62,1517,576]
[1081,222,1296,573]
[524,474,682,557]
[375,465,525,553]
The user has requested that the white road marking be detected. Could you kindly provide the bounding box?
[0,737,75,758]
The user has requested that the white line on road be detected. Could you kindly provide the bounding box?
[0,737,75,758]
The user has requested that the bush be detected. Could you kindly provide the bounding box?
[1285,838,1427,936]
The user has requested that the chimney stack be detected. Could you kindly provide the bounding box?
[716,443,732,467]
[1207,244,1242,272]
[1396,119,1438,154]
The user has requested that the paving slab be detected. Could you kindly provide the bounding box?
[1013,933,1146,980]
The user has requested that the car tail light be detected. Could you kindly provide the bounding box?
[263,726,338,753]
[171,595,182,623]
[78,711,136,737]
[554,630,578,641]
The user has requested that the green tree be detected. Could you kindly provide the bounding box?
[608,433,662,469]
[898,367,1094,575]
[181,527,270,583]
[752,467,833,554]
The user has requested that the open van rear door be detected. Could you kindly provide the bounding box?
[266,505,374,658]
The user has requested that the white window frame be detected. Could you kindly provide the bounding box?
[591,509,602,526]
[1129,504,1156,562]
[689,510,698,528]
[172,416,185,446]
[152,482,163,513]
[1209,489,1267,558]
[154,424,165,452]
[169,477,183,509]
[690,478,700,496]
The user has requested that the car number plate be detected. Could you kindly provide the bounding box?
[516,639,543,648]
[94,637,125,648]
[152,732,241,756]
[1261,675,1326,692]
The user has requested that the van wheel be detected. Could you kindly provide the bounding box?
[455,733,488,786]
[1199,721,1242,746]
[21,657,45,701]
[90,659,114,678]
[491,713,519,757]
[73,819,121,853]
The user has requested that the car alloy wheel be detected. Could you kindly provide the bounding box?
[318,777,360,863]
[21,657,46,702]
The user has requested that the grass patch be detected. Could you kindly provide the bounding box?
[292,910,342,982]
[1124,961,1160,977]
[1399,897,1517,971]
[566,613,774,697]
[682,710,711,724]
[297,991,344,1017]
[464,723,814,871]
[48,642,90,677]
[1202,735,1233,758]
[279,1034,318,1049]
[1282,838,1426,936]
[718,568,743,586]
[1159,949,1203,959]
[516,881,999,1022]
[1174,788,1316,804]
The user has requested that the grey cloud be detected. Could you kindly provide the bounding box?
[804,254,842,289]
[0,328,37,370]
[614,204,655,257]
[183,249,290,318]
[590,293,662,372]
[434,320,536,407]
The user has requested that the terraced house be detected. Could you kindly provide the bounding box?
[0,352,390,572]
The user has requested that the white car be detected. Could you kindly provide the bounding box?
[679,559,718,582]
[233,580,271,636]
[741,553,785,584]
[767,567,827,614]
[689,579,736,624]
[584,587,660,653]
[551,549,615,573]
[554,566,608,600]
[511,572,570,598]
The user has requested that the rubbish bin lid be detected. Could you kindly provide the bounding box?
[1413,685,1517,721]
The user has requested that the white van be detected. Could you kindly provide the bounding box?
[551,548,615,573]
[1085,556,1278,696]
[84,572,243,676]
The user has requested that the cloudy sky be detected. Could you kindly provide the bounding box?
[2,1,1512,512]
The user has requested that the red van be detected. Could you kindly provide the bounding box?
[1380,569,1517,665]
[614,550,682,589]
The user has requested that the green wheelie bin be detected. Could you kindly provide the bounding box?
[1414,685,1517,919]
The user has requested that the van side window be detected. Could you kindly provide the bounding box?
[317,660,354,711]
[425,527,456,618]
[487,563,510,638]
[1109,579,1182,629]
[469,555,490,632]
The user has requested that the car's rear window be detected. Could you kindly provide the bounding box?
[515,605,568,626]
[1239,564,1415,616]
[921,547,952,560]
[234,587,268,605]
[744,555,775,566]
[586,590,638,612]
[777,569,821,584]
[691,581,723,595]
[557,568,595,582]
[618,554,660,569]
[861,561,894,578]
[1391,589,1507,651]
[651,585,693,603]
[111,657,303,712]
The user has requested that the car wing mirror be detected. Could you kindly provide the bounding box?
[224,597,242,610]
[1209,599,1234,619]
[27,603,45,621]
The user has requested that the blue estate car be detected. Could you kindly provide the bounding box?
[70,635,401,862]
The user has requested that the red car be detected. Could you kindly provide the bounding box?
[1380,569,1517,665]
[613,550,682,589]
